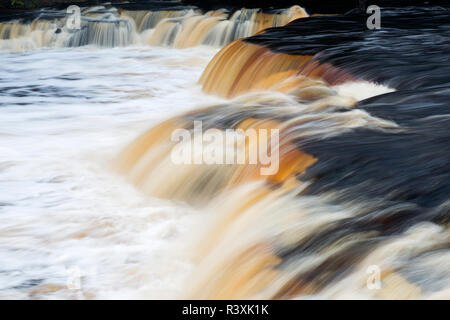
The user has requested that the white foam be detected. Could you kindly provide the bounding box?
[332,81,395,101]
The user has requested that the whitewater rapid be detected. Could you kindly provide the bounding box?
[0,45,221,299]
[2,3,448,300]
[0,40,402,299]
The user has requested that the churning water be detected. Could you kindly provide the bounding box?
[1,3,449,300]
[0,45,222,299]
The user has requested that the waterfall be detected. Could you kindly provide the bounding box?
[0,5,308,52]
[146,6,307,48]
[2,1,448,300]
[114,6,450,299]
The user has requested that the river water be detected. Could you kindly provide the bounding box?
[1,4,449,300]
[0,45,222,299]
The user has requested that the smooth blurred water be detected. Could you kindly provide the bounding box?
[0,45,221,299]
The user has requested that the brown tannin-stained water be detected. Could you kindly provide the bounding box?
[1,3,449,299]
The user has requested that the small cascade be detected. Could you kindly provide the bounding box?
[0,5,308,52]
[114,84,426,299]
[115,6,450,299]
[199,40,314,98]
[120,9,197,32]
[2,1,448,301]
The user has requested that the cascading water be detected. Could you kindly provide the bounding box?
[0,4,307,52]
[145,5,307,48]
[0,9,137,51]
[115,5,450,299]
[1,1,449,300]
